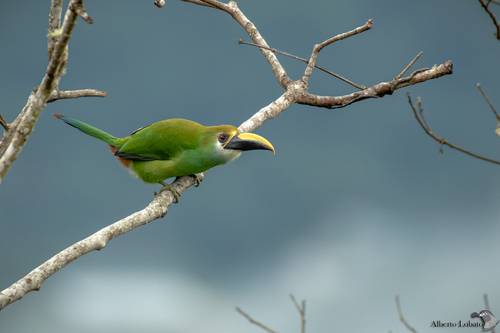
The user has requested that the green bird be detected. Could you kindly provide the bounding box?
[53,114,275,202]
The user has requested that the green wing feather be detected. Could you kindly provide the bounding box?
[116,119,205,161]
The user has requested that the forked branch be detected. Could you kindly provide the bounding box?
[0,0,103,185]
[0,0,454,310]
[478,0,500,41]
[407,92,500,165]
[236,294,307,333]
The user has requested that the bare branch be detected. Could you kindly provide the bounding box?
[290,294,306,333]
[396,296,418,333]
[47,89,107,103]
[236,307,278,333]
[0,114,9,131]
[184,0,290,88]
[238,39,365,90]
[477,83,500,120]
[297,61,452,109]
[71,1,93,23]
[0,1,454,310]
[0,0,94,185]
[48,0,63,60]
[154,0,166,8]
[395,51,423,80]
[407,92,500,165]
[0,174,205,310]
[302,19,373,84]
[478,0,500,40]
[238,90,295,133]
[477,83,500,137]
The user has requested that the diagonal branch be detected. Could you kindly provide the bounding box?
[477,83,500,120]
[302,19,373,85]
[290,294,306,333]
[0,113,9,131]
[0,183,176,309]
[236,307,278,333]
[48,0,63,60]
[407,92,500,165]
[182,0,291,88]
[0,0,455,311]
[0,0,93,185]
[396,296,418,333]
[238,39,365,90]
[478,0,500,41]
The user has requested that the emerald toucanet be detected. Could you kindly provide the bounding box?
[53,114,275,203]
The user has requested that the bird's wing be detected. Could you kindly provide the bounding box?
[115,119,202,161]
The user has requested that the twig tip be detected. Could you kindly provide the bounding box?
[154,0,166,8]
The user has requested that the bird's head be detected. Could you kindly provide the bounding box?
[206,125,275,164]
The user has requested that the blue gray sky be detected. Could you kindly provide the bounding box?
[1,1,500,332]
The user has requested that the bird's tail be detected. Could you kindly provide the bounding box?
[53,114,125,148]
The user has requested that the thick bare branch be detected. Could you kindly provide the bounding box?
[0,173,208,310]
[0,0,93,185]
[0,191,174,309]
[1,0,455,311]
[183,0,291,88]
[48,0,63,60]
[297,61,452,109]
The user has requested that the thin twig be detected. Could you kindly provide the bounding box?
[70,1,93,23]
[239,39,365,90]
[236,307,278,333]
[407,92,500,165]
[417,97,430,131]
[154,0,166,8]
[47,89,107,103]
[302,19,373,84]
[395,52,423,80]
[396,296,418,333]
[477,83,500,120]
[290,294,306,333]
[478,0,500,40]
[0,114,9,131]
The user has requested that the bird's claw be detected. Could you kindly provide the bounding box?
[191,174,201,187]
[157,181,180,204]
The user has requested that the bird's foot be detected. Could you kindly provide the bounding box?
[191,174,201,187]
[156,181,180,203]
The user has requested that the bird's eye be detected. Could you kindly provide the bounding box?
[218,133,229,143]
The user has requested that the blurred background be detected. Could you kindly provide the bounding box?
[1,1,500,332]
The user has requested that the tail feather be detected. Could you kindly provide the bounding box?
[53,114,124,148]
